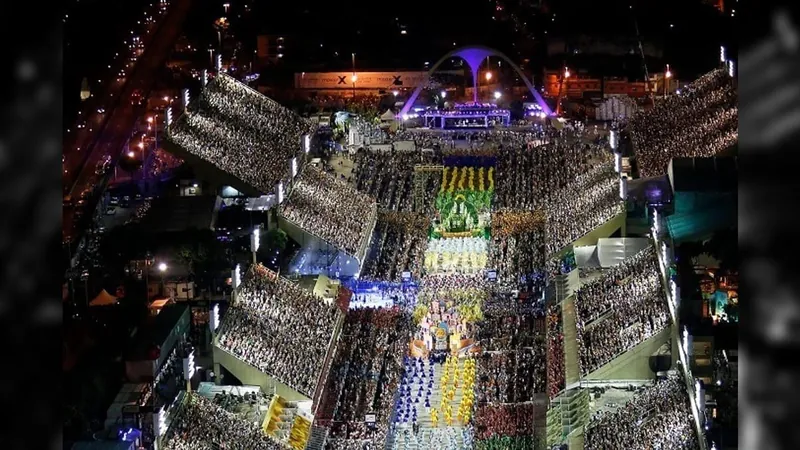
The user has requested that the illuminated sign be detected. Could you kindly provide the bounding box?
[303,134,311,153]
[251,226,260,253]
[294,71,433,89]
[619,177,627,200]
[292,157,298,177]
[233,264,241,289]
[614,152,622,173]
[210,303,220,331]
[156,407,167,436]
[609,130,618,149]
[216,54,222,73]
[278,181,284,204]
[183,350,196,380]
[202,69,208,87]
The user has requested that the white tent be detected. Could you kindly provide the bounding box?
[380,109,396,122]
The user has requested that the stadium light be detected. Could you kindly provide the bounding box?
[494,91,502,99]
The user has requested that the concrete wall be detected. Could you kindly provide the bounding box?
[583,326,672,381]
[212,344,311,402]
[572,212,627,249]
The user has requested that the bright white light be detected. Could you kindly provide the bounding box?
[728,60,735,77]
[485,72,493,81]
[720,46,726,63]
[158,262,167,272]
[402,114,409,121]
[440,90,447,98]
[494,91,502,99]
[128,151,135,158]
[392,90,399,97]
[351,74,358,83]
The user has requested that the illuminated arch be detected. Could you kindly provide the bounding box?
[399,45,553,117]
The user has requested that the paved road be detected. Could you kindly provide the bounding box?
[63,2,166,190]
[63,0,192,246]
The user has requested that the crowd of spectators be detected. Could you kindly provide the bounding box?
[362,212,429,282]
[216,264,343,397]
[476,347,546,404]
[585,375,699,450]
[168,73,315,194]
[489,210,545,290]
[478,313,543,352]
[320,307,414,448]
[281,166,378,257]
[546,305,566,399]
[545,162,623,257]
[473,403,536,440]
[494,135,609,211]
[352,150,440,212]
[162,393,283,450]
[148,149,183,178]
[574,246,670,376]
[393,129,549,152]
[629,68,738,178]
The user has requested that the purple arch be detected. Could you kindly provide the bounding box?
[399,45,553,118]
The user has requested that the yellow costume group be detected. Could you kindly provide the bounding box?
[430,356,476,427]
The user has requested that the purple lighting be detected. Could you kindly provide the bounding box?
[398,45,553,119]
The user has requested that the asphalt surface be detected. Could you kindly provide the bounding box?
[63,0,192,246]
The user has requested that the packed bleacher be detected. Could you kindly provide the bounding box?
[320,308,414,448]
[585,375,699,450]
[352,150,441,212]
[544,162,624,257]
[494,138,610,211]
[629,68,738,178]
[489,210,546,290]
[546,305,566,399]
[361,212,429,282]
[216,264,343,397]
[574,246,670,376]
[473,403,536,440]
[162,393,284,450]
[167,73,315,194]
[476,347,546,404]
[281,166,378,258]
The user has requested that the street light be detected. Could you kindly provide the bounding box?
[664,64,672,96]
[158,262,167,296]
